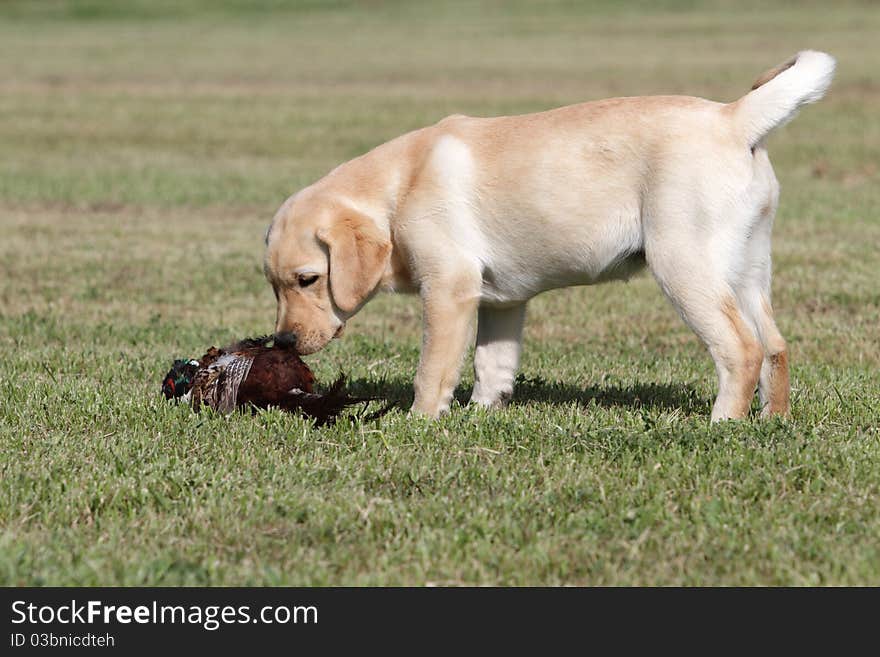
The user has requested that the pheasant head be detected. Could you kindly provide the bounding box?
[161,359,199,400]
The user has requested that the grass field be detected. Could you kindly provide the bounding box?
[1,0,878,585]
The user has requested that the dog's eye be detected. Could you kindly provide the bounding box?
[298,274,319,288]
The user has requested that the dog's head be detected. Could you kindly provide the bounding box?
[263,194,391,354]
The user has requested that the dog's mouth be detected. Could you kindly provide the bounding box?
[333,324,345,339]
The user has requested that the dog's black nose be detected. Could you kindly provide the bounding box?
[274,331,298,349]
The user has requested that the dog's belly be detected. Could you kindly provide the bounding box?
[478,231,647,305]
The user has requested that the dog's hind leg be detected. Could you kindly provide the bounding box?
[738,181,790,417]
[751,293,790,417]
[646,228,764,421]
[470,303,527,408]
[653,276,763,421]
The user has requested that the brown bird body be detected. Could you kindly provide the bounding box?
[162,336,383,425]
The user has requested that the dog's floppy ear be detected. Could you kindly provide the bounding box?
[317,210,391,314]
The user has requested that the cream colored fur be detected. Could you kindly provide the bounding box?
[264,51,835,420]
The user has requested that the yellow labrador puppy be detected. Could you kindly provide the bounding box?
[264,51,835,420]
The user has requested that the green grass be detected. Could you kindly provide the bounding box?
[1,0,878,585]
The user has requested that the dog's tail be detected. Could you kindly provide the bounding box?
[732,50,835,148]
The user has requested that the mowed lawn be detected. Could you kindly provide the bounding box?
[1,0,878,585]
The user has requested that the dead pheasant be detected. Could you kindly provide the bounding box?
[161,335,389,425]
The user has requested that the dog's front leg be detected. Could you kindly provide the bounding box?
[470,303,526,408]
[412,274,480,417]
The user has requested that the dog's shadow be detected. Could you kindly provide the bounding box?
[342,374,709,415]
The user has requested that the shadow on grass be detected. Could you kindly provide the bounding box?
[340,373,710,415]
[511,375,710,414]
